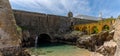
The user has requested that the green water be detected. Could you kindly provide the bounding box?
[29,44,91,56]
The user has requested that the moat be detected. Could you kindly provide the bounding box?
[29,43,91,56]
[0,0,118,56]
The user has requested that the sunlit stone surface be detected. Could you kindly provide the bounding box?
[114,18,120,56]
[0,0,21,48]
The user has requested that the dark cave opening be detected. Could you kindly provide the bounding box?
[37,34,51,46]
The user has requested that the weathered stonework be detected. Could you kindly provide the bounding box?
[13,10,97,43]
[0,0,21,48]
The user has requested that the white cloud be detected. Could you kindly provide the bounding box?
[9,0,91,16]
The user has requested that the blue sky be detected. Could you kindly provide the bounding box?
[9,0,120,18]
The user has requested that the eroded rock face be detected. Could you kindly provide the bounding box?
[77,31,114,51]
[22,30,34,47]
[96,40,116,56]
[91,52,103,56]
[53,31,82,45]
[77,35,96,51]
[114,18,120,56]
[15,48,31,56]
[0,0,21,47]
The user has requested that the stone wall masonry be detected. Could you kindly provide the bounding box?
[13,10,97,40]
[0,0,21,48]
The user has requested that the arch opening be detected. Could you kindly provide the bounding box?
[82,27,88,34]
[75,27,80,31]
[37,34,51,46]
[92,26,98,34]
[102,25,109,31]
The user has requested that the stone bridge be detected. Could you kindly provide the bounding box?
[73,19,116,34]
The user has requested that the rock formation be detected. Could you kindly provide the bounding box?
[114,17,120,56]
[96,40,116,56]
[76,31,114,51]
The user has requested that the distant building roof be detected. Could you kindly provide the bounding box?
[74,14,100,21]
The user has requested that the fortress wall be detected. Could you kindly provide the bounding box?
[0,0,21,48]
[13,10,71,36]
[13,10,97,38]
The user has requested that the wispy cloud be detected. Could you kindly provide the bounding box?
[99,0,120,18]
[9,0,90,16]
[9,0,120,18]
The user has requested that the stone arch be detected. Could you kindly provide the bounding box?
[37,34,51,46]
[102,25,109,31]
[82,26,88,34]
[75,27,80,31]
[91,26,98,34]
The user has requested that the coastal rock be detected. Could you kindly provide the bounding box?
[114,18,120,56]
[22,30,35,47]
[97,31,109,46]
[77,35,96,51]
[91,52,103,56]
[54,31,83,44]
[96,40,117,56]
[0,51,3,56]
[77,31,114,51]
[64,31,82,43]
[0,46,21,56]
[64,31,83,41]
[16,49,31,56]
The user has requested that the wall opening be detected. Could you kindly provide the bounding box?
[82,27,88,34]
[92,26,98,34]
[37,34,51,46]
[75,27,80,31]
[102,25,109,31]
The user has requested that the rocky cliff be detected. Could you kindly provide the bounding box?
[114,18,120,56]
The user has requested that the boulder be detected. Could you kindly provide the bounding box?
[105,30,114,41]
[77,35,96,51]
[77,31,115,51]
[97,31,109,46]
[64,31,83,42]
[91,52,103,56]
[96,40,117,56]
[64,34,79,43]
[16,49,31,56]
[54,31,83,44]
[0,51,4,56]
[21,30,35,47]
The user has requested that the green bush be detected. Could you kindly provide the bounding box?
[93,27,98,34]
[104,26,109,31]
[16,25,22,32]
